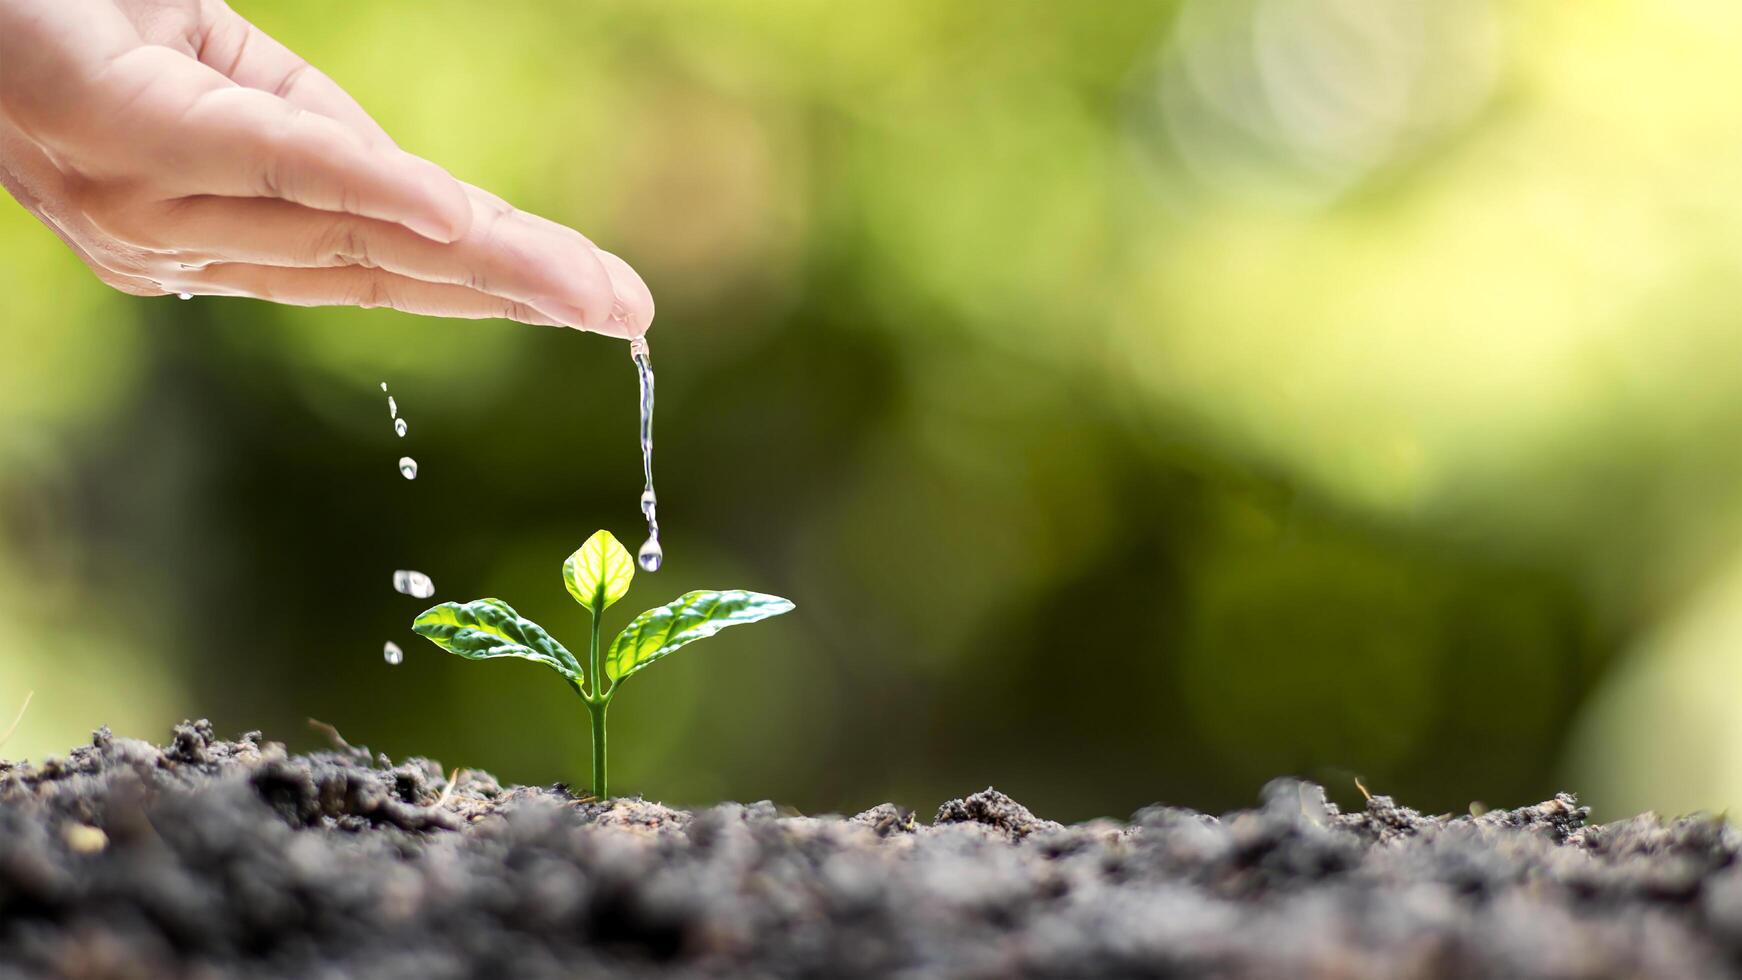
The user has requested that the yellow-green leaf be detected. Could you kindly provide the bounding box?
[412,599,582,684]
[563,529,635,615]
[605,590,794,683]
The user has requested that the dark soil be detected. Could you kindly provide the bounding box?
[2,722,1739,979]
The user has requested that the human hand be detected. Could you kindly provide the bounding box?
[0,0,653,336]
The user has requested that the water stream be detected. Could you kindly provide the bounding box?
[630,336,662,571]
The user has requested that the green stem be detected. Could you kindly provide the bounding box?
[588,700,608,800]
[587,598,608,800]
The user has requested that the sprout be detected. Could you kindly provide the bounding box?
[411,530,792,799]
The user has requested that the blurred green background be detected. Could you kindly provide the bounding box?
[4,0,1740,823]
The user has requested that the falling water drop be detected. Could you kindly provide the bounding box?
[394,418,408,438]
[637,538,664,572]
[392,570,435,598]
[387,396,398,419]
[380,382,388,392]
[383,641,404,665]
[398,457,418,480]
[176,292,192,301]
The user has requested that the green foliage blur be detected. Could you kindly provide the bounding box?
[4,0,1740,821]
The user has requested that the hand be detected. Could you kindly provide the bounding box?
[0,0,653,336]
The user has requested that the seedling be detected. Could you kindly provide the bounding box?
[411,530,792,799]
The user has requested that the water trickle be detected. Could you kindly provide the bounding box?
[387,396,398,419]
[630,336,661,571]
[176,292,192,301]
[398,456,418,480]
[392,570,435,598]
[383,641,404,665]
[394,417,408,438]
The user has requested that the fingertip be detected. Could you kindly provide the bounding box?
[533,246,617,333]
[592,248,655,337]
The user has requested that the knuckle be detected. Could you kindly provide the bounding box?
[350,275,393,310]
[463,205,517,292]
[242,273,281,305]
[253,105,315,198]
[272,62,314,101]
[473,201,513,245]
[260,109,365,204]
[312,221,371,268]
[502,301,541,324]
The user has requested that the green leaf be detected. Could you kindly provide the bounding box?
[563,530,635,615]
[605,590,794,683]
[412,598,582,684]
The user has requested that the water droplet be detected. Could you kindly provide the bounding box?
[392,570,435,598]
[177,292,192,301]
[640,489,657,518]
[398,456,417,479]
[380,382,388,392]
[383,641,404,665]
[387,396,398,419]
[394,417,408,438]
[637,538,663,572]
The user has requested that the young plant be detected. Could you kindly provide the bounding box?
[410,530,792,800]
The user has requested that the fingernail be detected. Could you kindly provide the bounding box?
[406,158,472,243]
[593,249,654,336]
[538,300,594,331]
[406,201,469,244]
[406,215,456,242]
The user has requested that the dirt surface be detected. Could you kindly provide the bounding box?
[1,722,1739,979]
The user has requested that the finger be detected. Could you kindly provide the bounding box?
[89,46,470,242]
[506,202,656,337]
[175,263,567,326]
[594,248,656,338]
[192,0,393,145]
[154,191,619,331]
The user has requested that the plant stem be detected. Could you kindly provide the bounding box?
[588,700,608,801]
[587,599,607,800]
[589,601,604,702]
